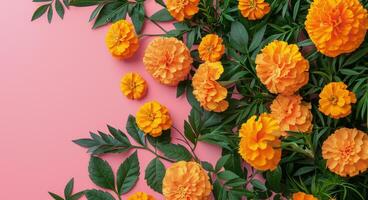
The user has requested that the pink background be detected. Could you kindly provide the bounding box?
[0,1,220,199]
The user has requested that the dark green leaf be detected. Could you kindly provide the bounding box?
[63,0,69,7]
[340,69,361,76]
[69,0,103,6]
[31,4,50,21]
[64,178,74,198]
[176,80,188,98]
[184,120,196,144]
[230,21,248,52]
[150,8,173,22]
[251,179,267,191]
[33,0,52,2]
[158,143,192,161]
[186,29,196,49]
[145,158,165,193]
[344,46,368,66]
[129,2,145,33]
[293,166,315,176]
[266,167,282,192]
[126,115,145,146]
[70,191,85,200]
[117,151,140,195]
[47,5,53,23]
[89,4,104,22]
[215,154,231,172]
[88,157,115,190]
[201,161,214,172]
[249,25,267,52]
[85,190,115,200]
[93,2,128,29]
[48,192,64,200]
[55,0,65,19]
[293,0,300,21]
[147,130,171,148]
[154,0,165,7]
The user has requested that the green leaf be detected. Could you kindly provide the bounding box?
[344,46,368,66]
[33,0,52,2]
[55,0,65,19]
[31,4,50,21]
[230,21,248,53]
[47,4,53,23]
[249,25,267,52]
[88,157,115,190]
[154,0,165,7]
[48,192,64,200]
[340,69,361,76]
[184,120,196,144]
[150,8,173,22]
[201,161,214,172]
[69,0,103,6]
[70,191,85,200]
[63,0,69,7]
[147,130,171,148]
[64,178,74,198]
[176,80,188,98]
[145,158,165,193]
[186,29,196,49]
[117,151,140,195]
[129,2,145,33]
[89,4,104,22]
[293,0,300,21]
[126,115,145,146]
[293,166,315,176]
[266,167,282,192]
[215,154,231,172]
[93,2,128,29]
[158,143,192,161]
[251,179,267,191]
[85,190,115,200]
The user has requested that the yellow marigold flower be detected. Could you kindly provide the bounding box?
[305,0,368,57]
[192,62,229,112]
[238,114,284,171]
[322,128,368,177]
[136,101,172,137]
[198,34,225,62]
[163,161,212,200]
[166,0,199,21]
[127,192,155,200]
[238,0,271,20]
[256,40,309,95]
[319,82,357,119]
[105,20,139,59]
[120,72,147,100]
[143,37,193,86]
[292,192,318,200]
[270,94,313,133]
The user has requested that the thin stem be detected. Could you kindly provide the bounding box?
[113,190,122,200]
[133,145,175,163]
[172,126,200,163]
[145,16,168,33]
[139,33,165,38]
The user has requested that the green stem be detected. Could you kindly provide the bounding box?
[132,145,175,163]
[145,16,168,33]
[172,126,201,163]
[139,33,165,38]
[281,142,314,159]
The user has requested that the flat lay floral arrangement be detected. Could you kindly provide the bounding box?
[32,0,368,199]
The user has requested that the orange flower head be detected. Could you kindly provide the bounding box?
[192,62,229,112]
[319,82,356,119]
[292,192,318,200]
[127,192,155,200]
[198,34,225,62]
[305,0,368,57]
[163,161,212,200]
[105,20,139,59]
[143,37,193,86]
[238,114,284,171]
[322,128,368,177]
[166,0,200,21]
[120,72,147,100]
[136,101,172,137]
[271,94,313,133]
[238,0,271,20]
[256,40,309,95]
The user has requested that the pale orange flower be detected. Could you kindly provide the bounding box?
[105,20,139,59]
[292,192,318,200]
[136,101,172,137]
[166,0,200,21]
[127,192,155,200]
[271,94,313,133]
[238,114,284,171]
[120,72,147,100]
[198,34,225,62]
[143,37,193,86]
[319,82,356,119]
[192,62,229,112]
[305,0,368,57]
[238,0,271,20]
[256,40,309,95]
[322,128,368,177]
[163,161,212,200]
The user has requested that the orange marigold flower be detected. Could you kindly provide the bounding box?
[192,62,229,112]
[120,72,147,100]
[163,161,212,200]
[305,0,368,57]
[143,37,193,86]
[271,94,313,133]
[238,114,284,171]
[256,40,309,95]
[166,0,199,21]
[105,20,139,59]
[319,82,356,119]
[198,34,225,62]
[322,128,368,177]
[127,192,155,200]
[292,192,318,200]
[238,0,271,20]
[136,101,172,137]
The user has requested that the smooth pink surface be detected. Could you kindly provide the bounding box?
[0,1,220,199]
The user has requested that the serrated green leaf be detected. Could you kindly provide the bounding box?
[117,151,140,195]
[88,157,115,190]
[31,4,50,21]
[64,178,74,198]
[126,115,145,146]
[150,8,173,22]
[48,192,64,200]
[147,129,171,148]
[158,143,192,161]
[85,190,115,200]
[145,158,165,193]
[55,0,65,19]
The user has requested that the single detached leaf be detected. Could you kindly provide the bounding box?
[85,190,115,200]
[117,151,140,195]
[145,158,165,193]
[64,178,74,198]
[48,192,64,200]
[126,115,145,146]
[150,8,174,22]
[230,21,248,52]
[31,4,50,21]
[158,143,192,161]
[88,156,115,190]
[55,0,65,19]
